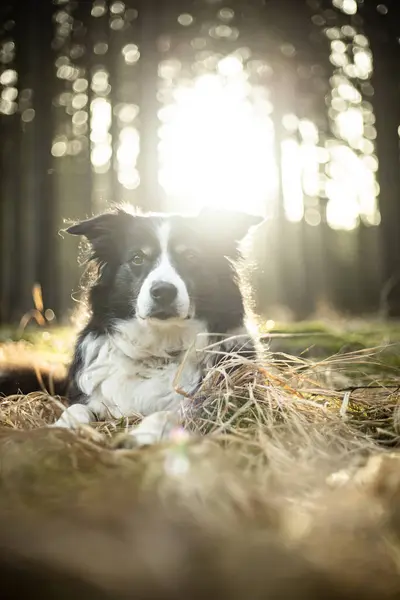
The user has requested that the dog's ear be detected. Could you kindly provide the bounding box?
[198,208,264,255]
[66,213,121,239]
[199,208,264,240]
[66,212,124,263]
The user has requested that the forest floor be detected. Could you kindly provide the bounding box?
[1,318,400,439]
[1,319,400,596]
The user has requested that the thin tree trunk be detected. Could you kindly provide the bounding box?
[137,0,164,211]
[30,0,58,316]
[362,1,400,316]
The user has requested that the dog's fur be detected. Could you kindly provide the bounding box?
[1,207,262,443]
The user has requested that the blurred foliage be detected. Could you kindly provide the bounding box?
[1,0,400,322]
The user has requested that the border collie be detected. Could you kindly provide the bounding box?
[1,207,262,445]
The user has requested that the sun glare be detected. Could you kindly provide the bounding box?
[155,39,379,228]
[157,55,276,217]
[45,0,381,231]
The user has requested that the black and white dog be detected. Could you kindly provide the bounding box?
[2,207,262,444]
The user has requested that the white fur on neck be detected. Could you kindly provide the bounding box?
[75,317,208,420]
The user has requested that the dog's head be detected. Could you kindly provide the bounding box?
[67,207,263,331]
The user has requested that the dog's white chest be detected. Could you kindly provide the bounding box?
[77,324,205,419]
[87,357,200,418]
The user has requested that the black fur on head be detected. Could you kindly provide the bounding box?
[67,211,127,266]
[67,207,263,333]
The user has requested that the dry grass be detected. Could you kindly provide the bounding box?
[2,331,400,597]
[0,331,399,512]
[1,336,400,442]
[0,336,399,489]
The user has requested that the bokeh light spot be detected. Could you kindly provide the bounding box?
[122,44,140,65]
[21,108,35,123]
[218,8,235,21]
[51,140,68,157]
[91,1,107,18]
[110,1,125,14]
[376,4,389,15]
[177,14,194,26]
[94,42,109,55]
[0,69,17,85]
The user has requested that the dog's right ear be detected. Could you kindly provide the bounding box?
[66,212,123,263]
[66,213,121,240]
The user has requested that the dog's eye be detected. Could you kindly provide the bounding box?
[130,251,145,266]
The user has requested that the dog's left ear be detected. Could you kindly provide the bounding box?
[66,213,121,240]
[199,208,264,245]
[66,212,124,263]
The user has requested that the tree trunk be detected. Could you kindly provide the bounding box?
[29,0,58,317]
[362,1,400,316]
[137,0,164,211]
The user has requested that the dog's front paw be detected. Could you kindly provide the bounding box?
[50,404,96,429]
[112,411,182,450]
[111,432,142,450]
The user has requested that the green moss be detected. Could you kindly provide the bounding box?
[261,320,400,365]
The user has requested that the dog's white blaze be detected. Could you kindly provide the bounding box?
[136,222,190,319]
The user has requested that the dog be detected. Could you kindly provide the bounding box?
[0,206,262,444]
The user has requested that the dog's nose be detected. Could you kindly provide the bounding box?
[150,281,178,305]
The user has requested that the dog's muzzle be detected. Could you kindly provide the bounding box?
[148,281,179,320]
